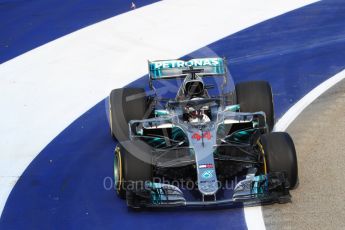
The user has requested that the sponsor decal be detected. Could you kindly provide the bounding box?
[192,133,202,141]
[150,58,222,70]
[199,163,214,169]
[199,179,216,184]
[192,131,212,141]
[149,58,225,79]
[201,170,213,179]
[203,131,212,140]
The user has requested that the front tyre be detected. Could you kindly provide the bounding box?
[114,140,153,199]
[114,145,126,199]
[261,132,298,189]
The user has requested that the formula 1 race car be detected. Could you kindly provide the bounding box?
[109,57,298,208]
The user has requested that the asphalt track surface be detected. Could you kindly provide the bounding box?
[1,0,345,229]
[0,0,159,64]
[263,79,345,230]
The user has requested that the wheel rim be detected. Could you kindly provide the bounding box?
[114,146,122,192]
[114,155,119,188]
[109,100,113,135]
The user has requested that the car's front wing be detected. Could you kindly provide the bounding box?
[125,172,291,209]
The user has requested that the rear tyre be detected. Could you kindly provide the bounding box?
[109,88,148,141]
[235,81,274,131]
[261,132,298,189]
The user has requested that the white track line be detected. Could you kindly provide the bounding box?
[245,69,345,230]
[245,206,266,230]
[0,0,317,222]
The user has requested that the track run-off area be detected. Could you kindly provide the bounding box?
[1,0,345,229]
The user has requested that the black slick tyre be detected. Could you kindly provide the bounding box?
[260,132,298,189]
[235,81,274,131]
[109,88,148,141]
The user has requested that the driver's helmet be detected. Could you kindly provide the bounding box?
[185,98,210,123]
[184,80,205,98]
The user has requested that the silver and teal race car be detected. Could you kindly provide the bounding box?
[109,57,298,208]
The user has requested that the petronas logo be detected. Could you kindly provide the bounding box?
[202,170,213,179]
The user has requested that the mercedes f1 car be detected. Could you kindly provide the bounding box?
[109,57,298,208]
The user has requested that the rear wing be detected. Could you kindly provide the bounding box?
[148,58,226,80]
